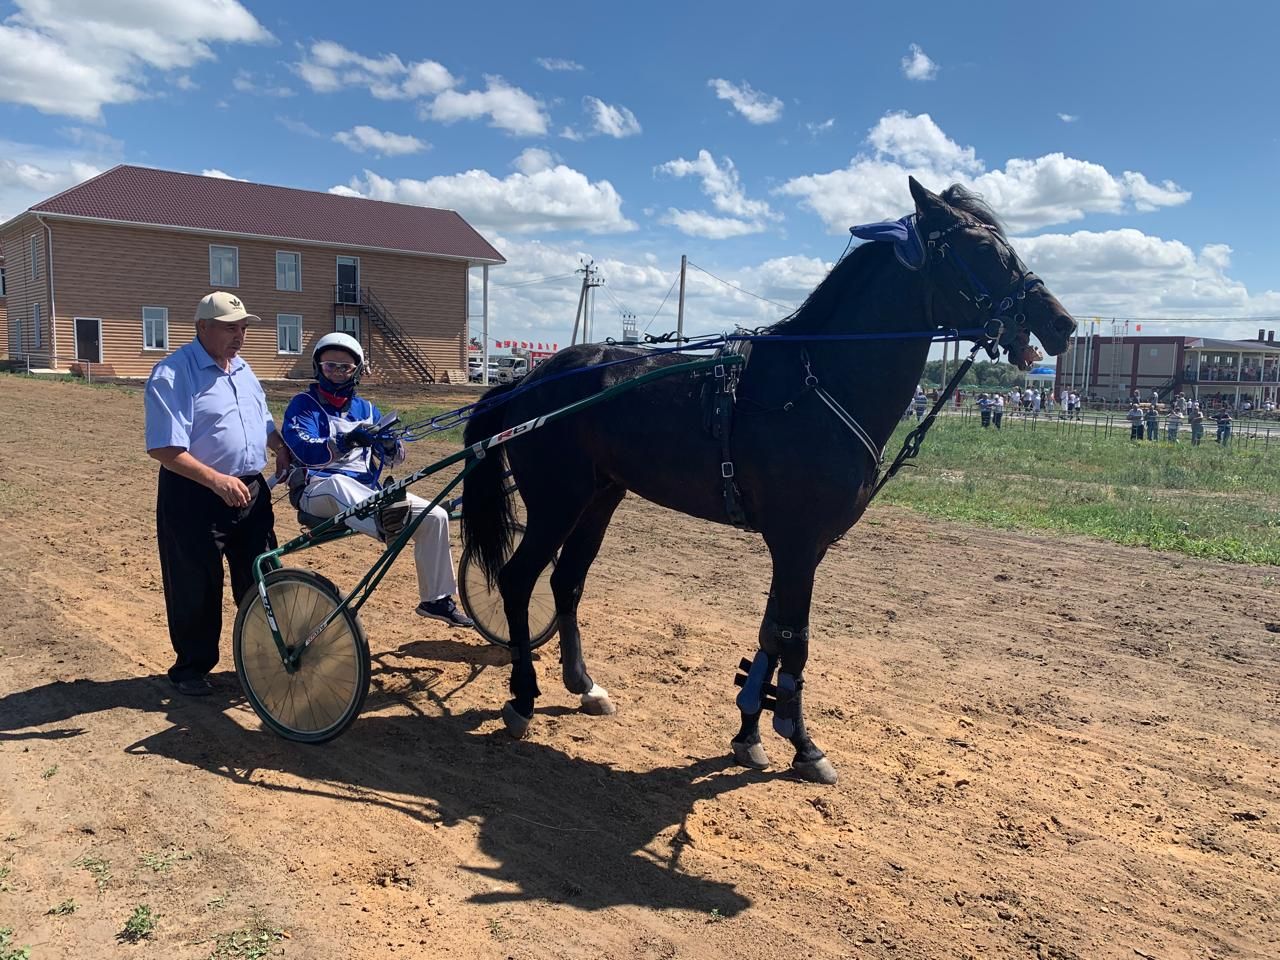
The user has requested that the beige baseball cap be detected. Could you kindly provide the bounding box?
[195,291,260,324]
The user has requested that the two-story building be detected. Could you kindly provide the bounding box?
[0,165,504,381]
[1055,331,1280,407]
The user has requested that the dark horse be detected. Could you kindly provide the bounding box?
[461,178,1076,784]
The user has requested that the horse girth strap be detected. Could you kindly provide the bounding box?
[709,355,753,530]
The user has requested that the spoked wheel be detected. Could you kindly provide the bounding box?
[233,568,370,743]
[458,522,558,651]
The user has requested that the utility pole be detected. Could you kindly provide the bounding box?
[570,260,603,346]
[482,264,490,385]
[676,254,687,348]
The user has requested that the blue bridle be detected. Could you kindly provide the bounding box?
[850,213,1044,353]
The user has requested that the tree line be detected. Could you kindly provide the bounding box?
[920,359,1035,389]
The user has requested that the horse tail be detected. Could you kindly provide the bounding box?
[461,383,520,587]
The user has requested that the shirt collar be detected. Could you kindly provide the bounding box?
[192,336,245,374]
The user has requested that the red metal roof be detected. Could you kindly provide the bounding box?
[25,164,504,264]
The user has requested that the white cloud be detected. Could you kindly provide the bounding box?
[331,155,635,235]
[584,97,641,138]
[656,149,779,238]
[425,75,549,136]
[900,43,938,81]
[0,0,271,120]
[536,57,583,72]
[776,111,1191,234]
[1018,229,1280,325]
[201,168,246,181]
[467,238,815,348]
[333,125,427,156]
[231,69,293,97]
[174,74,197,91]
[276,115,323,138]
[658,209,762,239]
[0,144,102,221]
[805,118,835,137]
[294,41,455,100]
[1058,112,1078,123]
[707,78,783,124]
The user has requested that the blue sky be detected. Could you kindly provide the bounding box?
[3,0,1279,356]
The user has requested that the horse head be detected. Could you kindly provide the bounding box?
[908,177,1076,369]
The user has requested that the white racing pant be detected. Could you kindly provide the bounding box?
[301,473,457,604]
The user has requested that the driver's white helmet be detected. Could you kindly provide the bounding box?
[312,331,364,364]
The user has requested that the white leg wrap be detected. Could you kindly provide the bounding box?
[581,683,609,705]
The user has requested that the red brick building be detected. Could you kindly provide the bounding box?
[0,165,504,381]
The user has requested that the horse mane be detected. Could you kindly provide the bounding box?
[767,184,1005,336]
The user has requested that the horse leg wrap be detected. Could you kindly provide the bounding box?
[768,622,811,743]
[734,651,778,714]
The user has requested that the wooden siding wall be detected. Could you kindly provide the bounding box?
[0,220,53,365]
[10,219,471,379]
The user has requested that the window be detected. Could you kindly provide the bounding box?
[209,245,239,286]
[32,303,41,349]
[0,265,6,296]
[277,314,302,354]
[276,251,301,291]
[143,306,168,351]
[29,235,39,278]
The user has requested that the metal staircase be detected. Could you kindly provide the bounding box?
[333,285,437,384]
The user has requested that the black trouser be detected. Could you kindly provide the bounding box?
[156,469,276,682]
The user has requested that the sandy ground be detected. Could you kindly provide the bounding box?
[1,375,1277,960]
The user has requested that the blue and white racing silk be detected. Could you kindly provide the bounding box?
[281,386,404,489]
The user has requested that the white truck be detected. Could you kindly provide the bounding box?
[495,355,530,383]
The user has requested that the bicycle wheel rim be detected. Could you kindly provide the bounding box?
[237,576,364,741]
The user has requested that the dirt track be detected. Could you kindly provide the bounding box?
[1,376,1278,960]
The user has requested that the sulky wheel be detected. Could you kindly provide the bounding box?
[233,568,370,743]
[458,522,558,652]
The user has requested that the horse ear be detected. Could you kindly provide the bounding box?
[908,176,947,217]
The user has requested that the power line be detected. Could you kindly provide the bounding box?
[643,272,682,333]
[490,271,577,288]
[1072,315,1280,323]
[687,261,796,311]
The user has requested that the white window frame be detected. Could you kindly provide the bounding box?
[32,302,41,349]
[276,251,302,292]
[209,244,239,287]
[277,313,302,355]
[29,235,39,279]
[143,306,169,352]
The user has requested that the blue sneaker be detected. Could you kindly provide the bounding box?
[416,596,475,628]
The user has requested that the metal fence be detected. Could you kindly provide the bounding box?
[947,404,1279,449]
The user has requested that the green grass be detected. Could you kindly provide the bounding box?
[47,898,78,916]
[140,849,192,873]
[877,415,1280,565]
[72,853,111,894]
[119,905,157,942]
[0,927,30,960]
[206,914,285,959]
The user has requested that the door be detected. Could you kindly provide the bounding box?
[336,256,360,304]
[74,317,102,362]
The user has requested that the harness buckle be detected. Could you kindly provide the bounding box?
[714,363,725,379]
[721,461,735,479]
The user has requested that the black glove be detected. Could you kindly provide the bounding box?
[377,435,400,457]
[336,426,376,453]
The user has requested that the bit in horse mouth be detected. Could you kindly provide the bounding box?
[1007,330,1043,370]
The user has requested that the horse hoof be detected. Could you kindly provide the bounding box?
[791,756,839,785]
[501,700,533,739]
[731,739,771,770]
[579,684,616,716]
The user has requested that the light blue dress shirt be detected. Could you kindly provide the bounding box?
[144,337,276,477]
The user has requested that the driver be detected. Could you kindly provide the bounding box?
[280,332,473,627]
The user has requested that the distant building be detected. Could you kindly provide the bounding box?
[0,165,504,381]
[1055,332,1280,407]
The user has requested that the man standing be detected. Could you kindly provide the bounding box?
[145,292,291,695]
